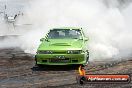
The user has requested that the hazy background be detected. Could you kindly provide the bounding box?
[0,0,132,61]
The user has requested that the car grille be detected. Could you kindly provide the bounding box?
[50,58,70,63]
[52,51,67,54]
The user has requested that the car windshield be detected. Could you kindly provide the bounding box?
[47,29,82,39]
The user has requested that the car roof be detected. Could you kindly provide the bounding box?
[51,27,82,30]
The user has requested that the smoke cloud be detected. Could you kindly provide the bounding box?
[0,0,132,61]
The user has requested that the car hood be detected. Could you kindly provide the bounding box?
[38,39,84,50]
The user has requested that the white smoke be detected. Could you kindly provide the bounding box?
[0,0,132,61]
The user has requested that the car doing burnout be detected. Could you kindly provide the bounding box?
[35,27,89,66]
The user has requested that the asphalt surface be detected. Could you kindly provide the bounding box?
[0,48,131,88]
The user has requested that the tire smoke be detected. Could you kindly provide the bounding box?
[0,0,132,61]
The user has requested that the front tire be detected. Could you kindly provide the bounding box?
[35,58,43,68]
[36,64,43,68]
[86,50,89,65]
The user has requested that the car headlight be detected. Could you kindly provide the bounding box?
[67,50,82,54]
[37,51,52,54]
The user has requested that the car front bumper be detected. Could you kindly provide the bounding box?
[35,53,87,65]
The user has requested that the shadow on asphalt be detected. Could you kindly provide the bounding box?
[31,65,80,71]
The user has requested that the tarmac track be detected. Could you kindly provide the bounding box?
[0,48,131,88]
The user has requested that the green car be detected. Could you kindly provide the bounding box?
[35,27,89,66]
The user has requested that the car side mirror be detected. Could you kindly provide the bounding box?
[40,38,44,41]
[84,37,89,41]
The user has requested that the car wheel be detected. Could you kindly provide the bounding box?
[36,64,43,68]
[86,50,89,65]
[35,59,43,68]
